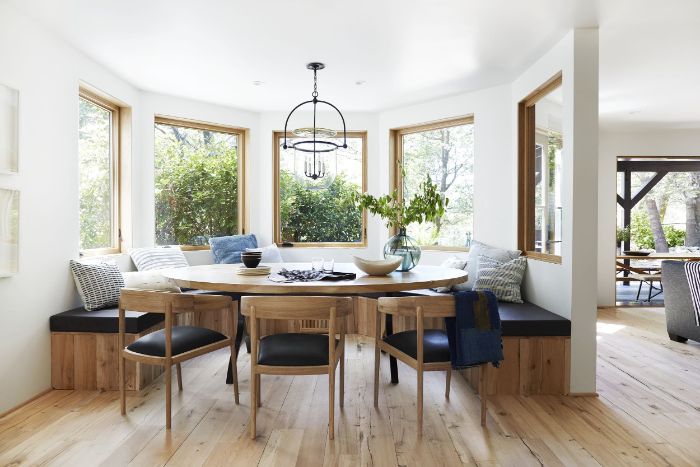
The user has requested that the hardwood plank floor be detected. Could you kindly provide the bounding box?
[1,307,699,466]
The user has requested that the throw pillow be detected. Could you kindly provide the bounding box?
[122,270,181,292]
[129,246,188,271]
[472,255,527,303]
[246,244,283,263]
[465,241,521,290]
[209,234,258,264]
[434,256,468,293]
[70,260,125,311]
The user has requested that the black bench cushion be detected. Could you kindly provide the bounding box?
[383,329,451,363]
[127,326,227,357]
[258,333,338,366]
[397,289,570,337]
[50,307,164,334]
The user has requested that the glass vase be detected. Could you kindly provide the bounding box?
[384,227,421,271]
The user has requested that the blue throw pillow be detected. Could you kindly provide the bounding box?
[209,234,258,264]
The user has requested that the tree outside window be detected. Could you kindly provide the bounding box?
[154,119,243,246]
[275,133,366,245]
[398,120,475,248]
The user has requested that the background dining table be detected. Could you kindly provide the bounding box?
[163,262,468,385]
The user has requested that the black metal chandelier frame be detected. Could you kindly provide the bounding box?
[283,62,347,180]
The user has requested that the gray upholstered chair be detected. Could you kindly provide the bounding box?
[661,260,700,343]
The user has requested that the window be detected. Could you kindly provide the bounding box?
[78,90,120,254]
[392,117,475,249]
[518,72,563,261]
[273,131,367,246]
[154,117,246,246]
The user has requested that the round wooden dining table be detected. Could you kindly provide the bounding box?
[163,262,467,384]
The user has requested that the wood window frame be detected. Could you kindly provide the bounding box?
[79,86,130,257]
[272,130,368,248]
[517,71,563,264]
[154,115,249,250]
[390,115,475,252]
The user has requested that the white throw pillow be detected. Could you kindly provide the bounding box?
[472,255,527,303]
[465,241,521,290]
[129,246,188,271]
[434,256,468,293]
[246,244,283,263]
[122,270,181,292]
[70,260,125,311]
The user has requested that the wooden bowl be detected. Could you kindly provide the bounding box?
[352,255,403,276]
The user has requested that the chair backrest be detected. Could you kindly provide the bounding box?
[377,296,456,318]
[240,296,353,321]
[119,288,232,314]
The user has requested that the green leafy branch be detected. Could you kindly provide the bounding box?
[353,175,448,230]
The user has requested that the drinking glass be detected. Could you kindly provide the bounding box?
[323,258,335,273]
[311,257,324,271]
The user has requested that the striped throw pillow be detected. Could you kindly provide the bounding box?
[129,246,188,271]
[70,260,125,311]
[472,255,527,303]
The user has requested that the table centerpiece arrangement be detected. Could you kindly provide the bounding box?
[353,173,447,271]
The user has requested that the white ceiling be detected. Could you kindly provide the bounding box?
[8,0,700,129]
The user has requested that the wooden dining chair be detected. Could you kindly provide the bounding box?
[119,289,239,429]
[241,295,352,440]
[374,295,488,434]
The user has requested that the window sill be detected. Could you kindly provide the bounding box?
[276,242,368,249]
[523,251,562,264]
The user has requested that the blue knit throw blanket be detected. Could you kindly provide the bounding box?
[444,291,504,370]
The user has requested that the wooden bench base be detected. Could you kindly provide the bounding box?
[51,324,165,391]
[460,336,570,395]
[51,308,233,391]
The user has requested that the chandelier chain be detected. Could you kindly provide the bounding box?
[312,69,318,98]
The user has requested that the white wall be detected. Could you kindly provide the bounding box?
[511,29,599,394]
[0,3,141,413]
[597,129,700,306]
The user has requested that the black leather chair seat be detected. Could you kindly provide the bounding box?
[258,333,338,366]
[49,307,164,334]
[383,329,451,363]
[127,326,227,357]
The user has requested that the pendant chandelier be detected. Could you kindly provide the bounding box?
[283,62,347,180]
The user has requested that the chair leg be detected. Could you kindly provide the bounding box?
[256,374,262,407]
[636,281,643,301]
[445,367,452,399]
[373,344,380,408]
[176,363,183,391]
[230,340,239,405]
[329,364,335,440]
[165,364,172,429]
[250,370,257,439]
[417,368,423,436]
[479,364,487,428]
[339,354,345,409]
[119,354,126,416]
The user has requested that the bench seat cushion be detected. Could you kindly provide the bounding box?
[50,307,164,334]
[398,289,570,337]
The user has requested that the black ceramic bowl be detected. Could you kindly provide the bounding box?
[241,254,262,268]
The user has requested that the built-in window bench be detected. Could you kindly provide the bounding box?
[353,290,571,396]
[49,292,236,391]
[50,289,570,396]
